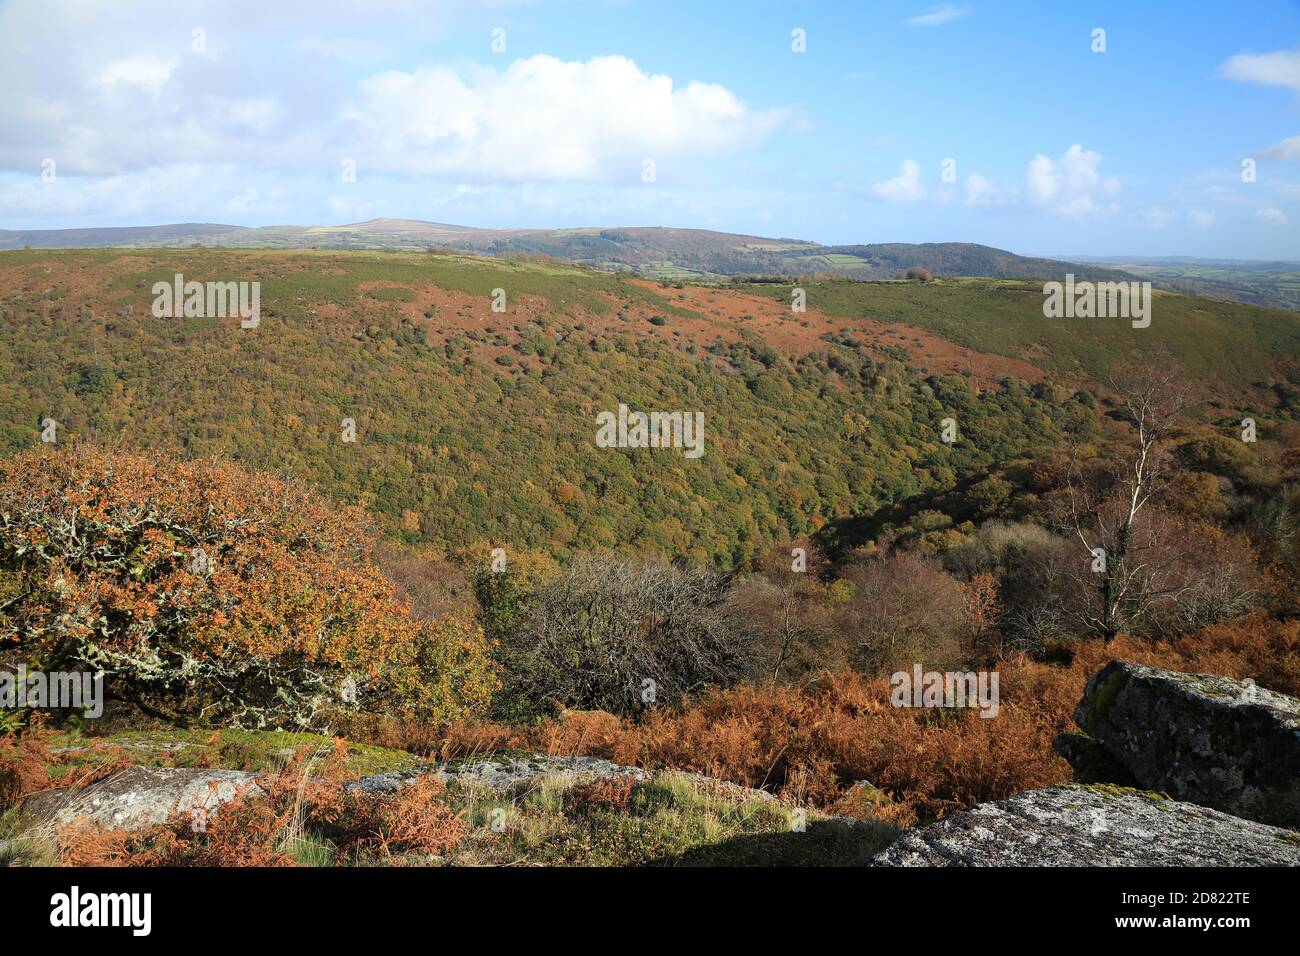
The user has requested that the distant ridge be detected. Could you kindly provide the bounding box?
[0,218,1135,285]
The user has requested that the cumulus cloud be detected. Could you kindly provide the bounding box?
[341,55,784,182]
[872,159,927,202]
[1024,144,1120,218]
[1256,207,1289,224]
[905,5,972,27]
[90,56,177,98]
[1219,48,1300,93]
[1263,135,1300,160]
[1188,209,1216,228]
[0,1,784,186]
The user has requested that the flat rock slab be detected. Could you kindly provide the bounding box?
[1071,661,1300,828]
[350,753,649,794]
[872,784,1300,866]
[21,766,262,831]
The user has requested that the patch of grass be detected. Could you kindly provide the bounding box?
[438,771,894,866]
[745,277,1300,396]
[282,833,338,867]
[0,806,58,866]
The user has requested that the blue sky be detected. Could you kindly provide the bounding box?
[1,0,1298,257]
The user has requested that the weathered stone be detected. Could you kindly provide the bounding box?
[1069,661,1300,828]
[21,766,261,831]
[872,784,1300,866]
[1052,731,1138,786]
[349,753,648,794]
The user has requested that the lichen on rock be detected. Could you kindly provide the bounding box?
[871,784,1300,866]
[1062,661,1300,828]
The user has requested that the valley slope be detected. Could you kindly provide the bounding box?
[1,248,1296,565]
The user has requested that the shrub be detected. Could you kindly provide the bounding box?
[832,551,968,674]
[497,555,760,717]
[0,446,495,728]
[564,775,638,812]
[388,618,1299,822]
[0,722,129,810]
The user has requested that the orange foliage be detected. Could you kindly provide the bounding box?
[57,741,464,866]
[0,445,496,725]
[362,615,1297,822]
[564,774,638,812]
[0,729,53,807]
[1,722,130,810]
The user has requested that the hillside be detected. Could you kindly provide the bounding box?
[4,246,1300,879]
[1,247,1296,565]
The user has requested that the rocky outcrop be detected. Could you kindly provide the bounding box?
[1050,732,1138,786]
[1053,661,1300,828]
[349,753,649,794]
[873,783,1300,866]
[21,766,261,830]
[873,662,1300,867]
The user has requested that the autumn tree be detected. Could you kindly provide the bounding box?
[0,445,496,727]
[729,537,835,681]
[1056,361,1206,641]
[835,551,968,674]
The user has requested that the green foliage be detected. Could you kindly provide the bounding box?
[0,250,1084,569]
[750,279,1300,394]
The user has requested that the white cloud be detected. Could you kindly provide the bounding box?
[89,55,177,98]
[342,55,784,182]
[1188,209,1216,228]
[0,1,783,186]
[1219,48,1300,94]
[1256,207,1289,224]
[872,159,926,202]
[905,5,972,28]
[1263,135,1300,160]
[963,173,1011,206]
[1024,144,1120,218]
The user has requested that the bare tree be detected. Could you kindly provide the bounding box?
[504,555,759,716]
[729,539,831,682]
[837,551,967,673]
[1060,360,1190,641]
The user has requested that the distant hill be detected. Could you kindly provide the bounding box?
[1071,255,1300,312]
[0,219,1130,284]
[800,243,1134,282]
